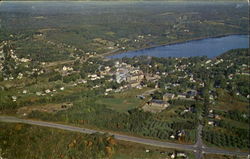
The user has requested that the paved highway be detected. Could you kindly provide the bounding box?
[0,116,249,158]
[194,124,205,159]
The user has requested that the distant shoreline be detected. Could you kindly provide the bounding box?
[105,33,249,58]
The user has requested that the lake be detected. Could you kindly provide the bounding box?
[109,35,249,59]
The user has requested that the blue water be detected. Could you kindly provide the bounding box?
[109,35,249,58]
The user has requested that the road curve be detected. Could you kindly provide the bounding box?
[0,116,249,158]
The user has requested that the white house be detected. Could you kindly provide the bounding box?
[45,89,51,93]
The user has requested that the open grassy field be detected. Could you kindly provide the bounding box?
[96,88,151,113]
[203,154,246,159]
[213,89,249,112]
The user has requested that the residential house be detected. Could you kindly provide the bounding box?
[142,99,169,113]
[147,99,169,109]
[163,93,175,101]
[177,93,187,99]
[186,90,197,98]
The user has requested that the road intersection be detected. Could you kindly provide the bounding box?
[0,116,249,159]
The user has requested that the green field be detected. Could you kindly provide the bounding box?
[203,154,246,159]
[213,89,249,112]
[96,88,150,113]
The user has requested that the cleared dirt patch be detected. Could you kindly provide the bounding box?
[17,102,73,116]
